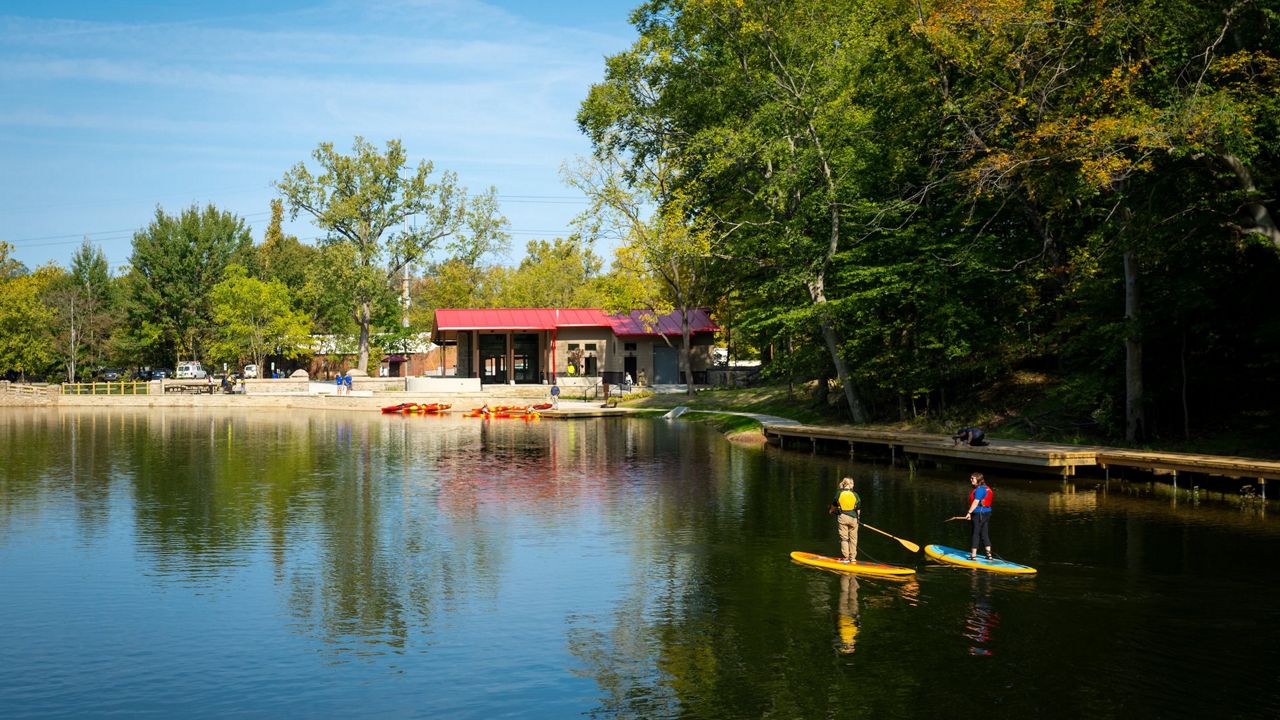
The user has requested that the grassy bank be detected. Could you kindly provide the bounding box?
[622,380,1280,459]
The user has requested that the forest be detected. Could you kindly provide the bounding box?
[2,0,1278,452]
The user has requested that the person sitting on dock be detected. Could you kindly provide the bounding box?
[953,427,988,447]
[828,477,861,564]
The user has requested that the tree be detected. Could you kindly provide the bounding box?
[44,240,115,381]
[0,266,59,380]
[494,237,611,308]
[208,265,313,372]
[277,137,508,371]
[566,155,713,396]
[125,204,254,365]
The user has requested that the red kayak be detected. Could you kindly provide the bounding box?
[405,403,450,414]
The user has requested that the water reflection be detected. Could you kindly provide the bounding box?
[962,572,1000,656]
[836,574,859,654]
[4,408,1280,718]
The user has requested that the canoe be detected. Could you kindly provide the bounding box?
[789,551,916,577]
[923,544,1037,575]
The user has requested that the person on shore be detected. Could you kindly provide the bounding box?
[965,472,994,560]
[550,384,561,409]
[828,477,861,564]
[343,373,353,396]
[335,373,344,395]
[953,427,987,447]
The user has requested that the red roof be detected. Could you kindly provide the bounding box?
[608,308,718,336]
[434,308,718,336]
[434,308,610,331]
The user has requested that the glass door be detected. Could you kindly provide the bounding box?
[479,334,507,384]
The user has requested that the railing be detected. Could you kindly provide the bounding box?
[61,381,152,396]
[2,381,55,398]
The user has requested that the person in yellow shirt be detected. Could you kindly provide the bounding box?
[828,477,860,563]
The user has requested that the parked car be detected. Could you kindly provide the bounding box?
[152,368,172,380]
[98,368,123,382]
[131,369,152,381]
[242,364,259,379]
[175,362,207,379]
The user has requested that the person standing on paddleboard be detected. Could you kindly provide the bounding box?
[829,477,861,564]
[965,472,994,560]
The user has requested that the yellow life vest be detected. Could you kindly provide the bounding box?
[837,490,860,515]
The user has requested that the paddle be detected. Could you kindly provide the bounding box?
[944,515,968,522]
[860,523,920,553]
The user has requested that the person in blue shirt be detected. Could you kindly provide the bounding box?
[965,472,994,560]
[343,374,353,395]
[953,427,987,447]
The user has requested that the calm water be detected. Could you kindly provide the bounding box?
[1,408,1278,718]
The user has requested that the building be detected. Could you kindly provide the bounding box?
[432,308,718,386]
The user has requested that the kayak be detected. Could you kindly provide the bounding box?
[924,544,1037,575]
[789,551,916,577]
[383,403,451,414]
[404,403,450,414]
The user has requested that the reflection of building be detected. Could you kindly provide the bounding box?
[432,308,718,386]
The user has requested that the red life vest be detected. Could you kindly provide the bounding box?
[969,485,994,510]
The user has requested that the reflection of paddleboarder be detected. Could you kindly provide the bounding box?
[964,571,1000,656]
[837,574,860,654]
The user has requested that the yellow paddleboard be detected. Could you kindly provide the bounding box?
[924,544,1037,575]
[789,551,916,577]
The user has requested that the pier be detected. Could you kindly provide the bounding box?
[761,422,1280,488]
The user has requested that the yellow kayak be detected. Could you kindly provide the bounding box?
[789,551,916,577]
[924,544,1037,575]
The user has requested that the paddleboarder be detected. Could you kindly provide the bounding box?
[829,477,861,564]
[965,472,994,560]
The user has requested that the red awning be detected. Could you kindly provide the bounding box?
[435,308,611,331]
[433,307,717,336]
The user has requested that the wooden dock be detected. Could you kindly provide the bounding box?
[760,422,1279,489]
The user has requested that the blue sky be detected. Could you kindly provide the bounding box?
[0,0,639,271]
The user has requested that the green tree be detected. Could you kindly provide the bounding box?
[0,266,59,379]
[208,265,313,372]
[495,237,610,308]
[45,240,116,381]
[277,137,509,371]
[125,204,254,365]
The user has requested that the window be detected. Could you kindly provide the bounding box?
[624,342,637,352]
[568,343,579,351]
[585,343,597,352]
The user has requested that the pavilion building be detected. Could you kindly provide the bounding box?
[432,308,718,386]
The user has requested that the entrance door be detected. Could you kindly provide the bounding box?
[479,334,507,384]
[653,346,678,384]
[624,356,637,385]
[512,333,540,384]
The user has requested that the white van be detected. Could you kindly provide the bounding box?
[176,361,207,379]
[242,364,259,379]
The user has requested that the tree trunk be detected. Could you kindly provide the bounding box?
[357,301,372,372]
[1222,153,1280,249]
[1123,248,1145,443]
[681,308,694,396]
[810,275,867,423]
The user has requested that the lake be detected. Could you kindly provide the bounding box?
[1,408,1277,718]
